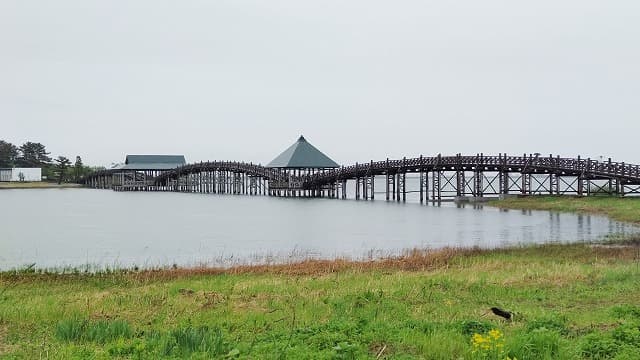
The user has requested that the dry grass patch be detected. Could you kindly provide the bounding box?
[112,247,486,281]
[0,325,13,356]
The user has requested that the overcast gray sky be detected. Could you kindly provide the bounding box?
[2,0,639,166]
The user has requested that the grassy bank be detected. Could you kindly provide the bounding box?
[1,243,640,359]
[0,182,82,189]
[488,196,640,224]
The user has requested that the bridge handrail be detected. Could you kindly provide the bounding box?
[302,155,640,187]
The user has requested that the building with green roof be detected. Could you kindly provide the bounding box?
[267,136,338,169]
[267,136,338,192]
[118,155,186,170]
[112,154,186,190]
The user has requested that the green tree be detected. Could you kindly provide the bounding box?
[54,156,71,184]
[0,140,19,167]
[17,142,51,167]
[73,156,84,182]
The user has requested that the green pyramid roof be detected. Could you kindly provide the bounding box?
[267,136,339,169]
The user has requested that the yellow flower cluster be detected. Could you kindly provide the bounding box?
[471,329,515,360]
[472,329,504,350]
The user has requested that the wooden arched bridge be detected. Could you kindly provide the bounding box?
[82,153,640,202]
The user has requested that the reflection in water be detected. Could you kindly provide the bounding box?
[0,189,637,270]
[551,212,560,242]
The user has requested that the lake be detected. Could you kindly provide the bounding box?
[0,188,637,270]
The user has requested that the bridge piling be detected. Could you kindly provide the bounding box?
[398,172,406,202]
[341,180,347,199]
[369,175,375,200]
[432,171,441,203]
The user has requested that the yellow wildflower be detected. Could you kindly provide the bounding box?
[488,329,503,340]
[470,329,508,359]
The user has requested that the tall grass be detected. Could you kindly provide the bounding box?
[162,326,229,356]
[508,328,566,360]
[54,321,231,357]
[55,318,132,343]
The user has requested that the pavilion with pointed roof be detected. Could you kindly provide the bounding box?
[267,136,339,170]
[266,136,339,193]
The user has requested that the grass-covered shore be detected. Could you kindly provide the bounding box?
[0,182,81,189]
[488,196,640,224]
[1,196,640,359]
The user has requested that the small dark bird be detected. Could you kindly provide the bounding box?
[490,307,512,321]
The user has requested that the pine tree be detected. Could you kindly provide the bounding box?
[54,156,71,184]
[18,142,51,167]
[0,140,19,167]
[73,156,84,182]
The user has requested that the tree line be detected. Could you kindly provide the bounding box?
[0,140,103,184]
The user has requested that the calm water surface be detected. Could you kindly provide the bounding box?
[0,189,637,270]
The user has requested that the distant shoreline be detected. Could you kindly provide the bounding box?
[0,182,83,190]
[487,195,640,224]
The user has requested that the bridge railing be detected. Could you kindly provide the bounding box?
[150,161,289,183]
[301,154,640,187]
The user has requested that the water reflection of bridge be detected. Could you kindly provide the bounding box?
[82,137,640,202]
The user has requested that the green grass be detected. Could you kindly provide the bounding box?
[1,243,640,359]
[487,195,640,223]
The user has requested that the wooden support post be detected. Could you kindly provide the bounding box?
[420,172,425,203]
[401,172,406,202]
[432,170,441,202]
[577,176,584,196]
[474,171,483,197]
[385,172,390,201]
[371,175,375,200]
[456,170,464,197]
[385,159,390,201]
[342,180,347,199]
[504,172,509,194]
[393,173,397,201]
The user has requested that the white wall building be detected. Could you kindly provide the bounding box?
[0,168,42,182]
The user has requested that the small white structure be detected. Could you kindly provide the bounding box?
[0,168,42,182]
